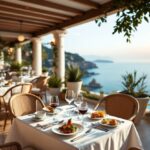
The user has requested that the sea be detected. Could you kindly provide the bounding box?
[82,62,150,109]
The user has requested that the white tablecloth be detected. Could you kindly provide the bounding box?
[5,106,143,150]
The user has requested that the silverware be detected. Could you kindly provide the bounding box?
[52,120,64,125]
[70,128,92,142]
[93,125,109,132]
[36,120,64,129]
[92,123,109,132]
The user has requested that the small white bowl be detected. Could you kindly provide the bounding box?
[35,111,46,119]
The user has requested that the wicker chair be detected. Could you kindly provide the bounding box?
[9,93,45,117]
[30,76,49,102]
[95,93,139,121]
[1,83,32,130]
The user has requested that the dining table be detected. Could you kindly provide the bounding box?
[5,105,143,150]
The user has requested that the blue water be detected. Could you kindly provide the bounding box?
[82,62,150,109]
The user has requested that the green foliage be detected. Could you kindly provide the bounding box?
[82,91,100,101]
[121,70,149,98]
[65,64,84,82]
[10,62,22,71]
[48,74,62,88]
[42,67,48,73]
[96,0,150,42]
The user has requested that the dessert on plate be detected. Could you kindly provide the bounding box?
[91,111,105,119]
[101,118,118,126]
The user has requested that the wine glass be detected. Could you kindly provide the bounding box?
[65,89,75,105]
[65,89,75,116]
[74,93,83,120]
[49,95,59,110]
[49,95,59,122]
[78,101,88,124]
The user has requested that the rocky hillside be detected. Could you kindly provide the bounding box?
[42,45,97,70]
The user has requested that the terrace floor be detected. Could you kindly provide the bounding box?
[0,109,150,149]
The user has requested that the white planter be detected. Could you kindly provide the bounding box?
[67,81,82,95]
[42,72,49,76]
[47,87,60,96]
[134,97,150,124]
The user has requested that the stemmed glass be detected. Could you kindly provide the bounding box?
[78,101,88,124]
[65,89,75,116]
[49,95,59,122]
[65,89,75,105]
[74,93,83,107]
[49,95,59,110]
[74,93,83,120]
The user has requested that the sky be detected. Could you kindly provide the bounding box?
[42,14,150,63]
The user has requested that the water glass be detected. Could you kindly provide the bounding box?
[74,93,83,107]
[65,89,75,105]
[65,89,75,117]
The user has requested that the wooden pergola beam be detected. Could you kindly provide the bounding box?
[0,19,49,28]
[0,14,54,26]
[21,0,83,14]
[71,0,100,8]
[35,1,117,36]
[0,16,53,26]
[0,6,66,22]
[0,1,72,18]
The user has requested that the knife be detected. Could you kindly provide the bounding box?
[70,128,92,142]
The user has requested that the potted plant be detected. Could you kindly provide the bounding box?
[47,74,62,96]
[42,67,49,76]
[65,64,84,95]
[121,70,150,123]
[10,62,22,72]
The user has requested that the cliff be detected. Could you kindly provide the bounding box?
[42,46,97,71]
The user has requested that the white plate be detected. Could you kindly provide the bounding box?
[99,119,119,128]
[43,108,62,115]
[51,123,84,136]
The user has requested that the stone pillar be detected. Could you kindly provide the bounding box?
[15,46,22,64]
[53,30,66,82]
[32,38,42,76]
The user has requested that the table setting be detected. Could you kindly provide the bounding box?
[5,91,143,150]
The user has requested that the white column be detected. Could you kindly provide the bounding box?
[15,46,22,64]
[53,30,66,82]
[32,38,42,76]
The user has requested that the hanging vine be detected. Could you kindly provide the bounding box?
[95,0,150,42]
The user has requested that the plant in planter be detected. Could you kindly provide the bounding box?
[42,67,49,76]
[65,64,84,94]
[10,62,22,72]
[47,74,62,96]
[121,70,150,123]
[121,70,148,98]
